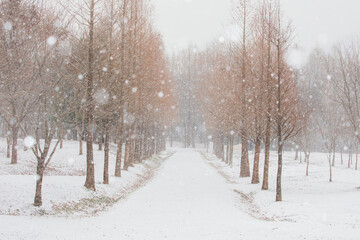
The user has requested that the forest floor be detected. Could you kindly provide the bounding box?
[0,143,360,239]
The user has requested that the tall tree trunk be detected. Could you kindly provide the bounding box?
[129,138,135,167]
[294,149,298,161]
[275,31,283,202]
[341,148,343,164]
[124,139,130,171]
[98,126,103,151]
[191,129,196,148]
[229,135,234,167]
[147,130,151,158]
[356,142,358,170]
[84,0,96,191]
[6,132,11,158]
[276,143,283,202]
[151,131,155,156]
[240,133,250,177]
[156,129,160,154]
[225,135,229,164]
[239,0,250,178]
[214,133,224,160]
[251,138,261,184]
[262,123,271,190]
[115,136,123,177]
[306,152,310,176]
[221,140,224,161]
[143,130,148,160]
[134,125,140,163]
[59,129,63,149]
[79,112,85,155]
[154,129,158,155]
[34,159,45,207]
[115,115,124,176]
[262,2,273,190]
[103,0,114,184]
[11,127,19,164]
[138,127,143,163]
[147,130,152,159]
[135,138,139,162]
[79,136,83,156]
[103,118,110,184]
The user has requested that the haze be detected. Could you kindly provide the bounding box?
[153,0,360,52]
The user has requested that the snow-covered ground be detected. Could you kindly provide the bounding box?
[0,139,173,216]
[202,147,360,238]
[0,143,359,239]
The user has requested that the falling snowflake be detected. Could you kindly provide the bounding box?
[47,36,57,46]
[3,21,12,31]
[34,175,41,181]
[219,36,225,43]
[286,48,307,69]
[24,136,36,148]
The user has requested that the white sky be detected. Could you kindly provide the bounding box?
[152,0,360,53]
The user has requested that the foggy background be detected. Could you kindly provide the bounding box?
[153,0,360,53]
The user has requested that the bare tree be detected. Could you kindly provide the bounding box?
[15,4,70,206]
[0,0,45,164]
[272,2,303,201]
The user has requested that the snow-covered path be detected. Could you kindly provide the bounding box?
[0,148,357,239]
